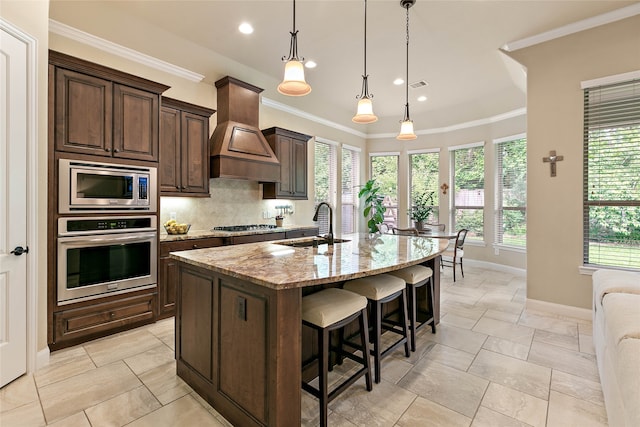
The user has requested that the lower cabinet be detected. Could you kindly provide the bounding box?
[158,229,318,319]
[158,237,225,319]
[53,292,156,349]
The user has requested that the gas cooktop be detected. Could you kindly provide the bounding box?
[211,224,278,232]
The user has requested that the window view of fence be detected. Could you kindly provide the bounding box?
[451,144,485,239]
[371,155,399,229]
[495,137,527,247]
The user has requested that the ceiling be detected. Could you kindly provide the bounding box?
[49,0,638,135]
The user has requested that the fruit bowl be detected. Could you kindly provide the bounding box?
[164,223,191,235]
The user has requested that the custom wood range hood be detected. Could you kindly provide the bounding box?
[210,76,280,182]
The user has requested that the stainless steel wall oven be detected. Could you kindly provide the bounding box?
[57,216,157,304]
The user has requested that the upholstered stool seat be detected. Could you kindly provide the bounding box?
[301,288,373,427]
[344,274,410,383]
[389,264,437,351]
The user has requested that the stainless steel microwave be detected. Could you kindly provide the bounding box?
[59,159,157,213]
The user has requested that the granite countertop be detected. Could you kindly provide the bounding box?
[160,224,318,242]
[170,233,449,290]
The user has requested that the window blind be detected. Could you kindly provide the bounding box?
[495,137,527,247]
[452,145,485,239]
[314,140,337,235]
[583,78,640,269]
[410,152,440,223]
[341,147,360,234]
[370,155,399,229]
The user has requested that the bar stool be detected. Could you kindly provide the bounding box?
[389,265,436,352]
[343,274,410,383]
[302,288,373,427]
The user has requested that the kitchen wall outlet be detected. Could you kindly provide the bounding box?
[494,247,499,256]
[170,212,177,220]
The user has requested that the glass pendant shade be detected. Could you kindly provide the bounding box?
[352,97,378,123]
[278,60,311,96]
[397,119,417,140]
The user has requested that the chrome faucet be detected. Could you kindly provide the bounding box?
[313,202,334,245]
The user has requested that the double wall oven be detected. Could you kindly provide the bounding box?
[57,159,158,305]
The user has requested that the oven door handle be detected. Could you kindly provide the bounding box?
[58,232,157,244]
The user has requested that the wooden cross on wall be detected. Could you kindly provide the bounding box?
[543,150,564,177]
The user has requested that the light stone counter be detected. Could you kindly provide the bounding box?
[170,232,449,290]
[160,224,317,242]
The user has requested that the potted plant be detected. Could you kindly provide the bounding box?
[409,190,435,230]
[358,179,387,234]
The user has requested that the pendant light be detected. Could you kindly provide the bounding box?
[397,0,417,140]
[278,0,312,96]
[352,0,378,124]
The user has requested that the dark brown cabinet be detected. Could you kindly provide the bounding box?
[50,50,168,162]
[262,127,311,200]
[158,237,225,319]
[160,98,215,196]
[52,292,156,348]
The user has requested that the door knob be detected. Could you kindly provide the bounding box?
[10,246,29,256]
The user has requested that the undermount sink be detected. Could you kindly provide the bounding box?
[276,238,351,248]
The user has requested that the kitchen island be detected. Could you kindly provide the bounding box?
[170,233,448,427]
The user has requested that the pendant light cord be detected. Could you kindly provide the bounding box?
[283,0,301,62]
[404,2,411,121]
[292,0,296,33]
[364,0,367,77]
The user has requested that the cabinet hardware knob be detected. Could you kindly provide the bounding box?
[113,149,120,153]
[105,148,111,152]
[192,245,199,249]
[110,312,115,318]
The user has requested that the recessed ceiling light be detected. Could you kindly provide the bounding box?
[238,23,254,34]
[417,95,427,102]
[393,78,404,85]
[305,60,317,69]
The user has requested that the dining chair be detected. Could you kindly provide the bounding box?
[441,229,468,281]
[392,227,419,236]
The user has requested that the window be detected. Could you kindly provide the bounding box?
[451,144,484,239]
[314,140,337,235]
[370,154,399,229]
[495,136,527,248]
[342,146,360,234]
[409,151,439,223]
[583,78,640,269]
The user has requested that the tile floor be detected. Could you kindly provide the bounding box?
[0,265,608,426]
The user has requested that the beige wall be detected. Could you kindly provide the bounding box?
[1,0,50,355]
[366,113,528,270]
[507,15,640,309]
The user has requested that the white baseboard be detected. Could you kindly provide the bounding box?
[35,346,50,371]
[526,298,592,321]
[463,258,527,277]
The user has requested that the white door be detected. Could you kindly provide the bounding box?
[0,26,29,387]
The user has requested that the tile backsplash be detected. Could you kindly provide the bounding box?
[160,179,307,231]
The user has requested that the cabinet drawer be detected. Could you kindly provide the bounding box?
[285,228,319,239]
[160,237,225,256]
[231,232,286,245]
[54,293,155,344]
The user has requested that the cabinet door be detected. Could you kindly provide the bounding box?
[158,256,178,319]
[181,112,210,194]
[113,84,159,162]
[275,135,294,197]
[54,68,113,156]
[291,138,308,199]
[160,106,181,193]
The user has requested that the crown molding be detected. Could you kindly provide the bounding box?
[502,3,640,52]
[368,108,527,139]
[261,97,368,138]
[48,19,205,82]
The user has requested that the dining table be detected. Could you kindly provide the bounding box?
[417,230,459,239]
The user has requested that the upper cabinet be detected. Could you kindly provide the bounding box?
[160,97,215,196]
[262,127,311,200]
[50,51,169,162]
